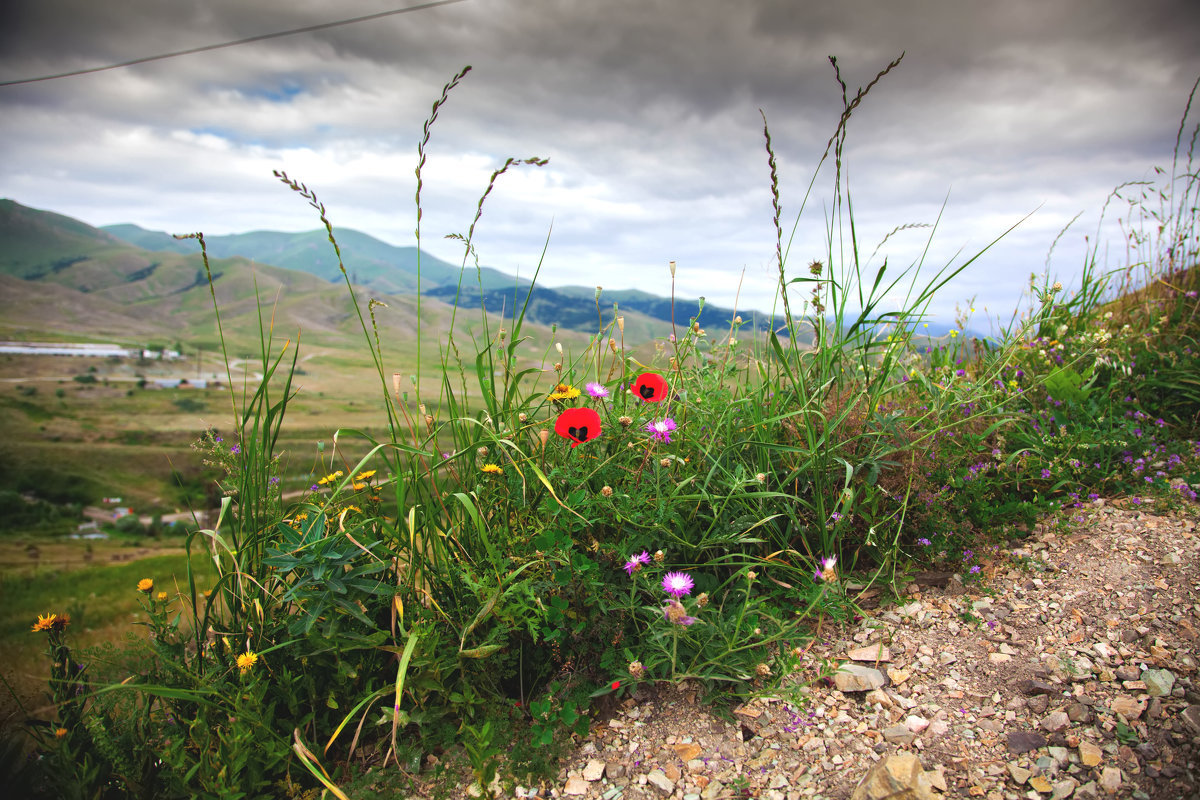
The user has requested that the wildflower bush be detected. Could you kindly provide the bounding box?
[13,63,1199,798]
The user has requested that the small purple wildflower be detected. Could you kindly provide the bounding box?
[969,565,981,574]
[624,550,651,576]
[662,571,694,597]
[917,537,931,546]
[1041,468,1052,479]
[645,417,677,443]
[230,444,241,455]
[586,382,610,399]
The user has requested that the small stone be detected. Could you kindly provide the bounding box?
[1108,696,1143,720]
[1041,711,1070,732]
[646,768,675,796]
[882,724,915,745]
[701,780,724,800]
[989,653,1012,664]
[1078,741,1102,767]
[606,762,627,780]
[1052,778,1078,799]
[850,752,934,800]
[1008,763,1032,784]
[1017,678,1058,695]
[1066,703,1091,723]
[674,742,702,762]
[904,715,930,734]
[1098,766,1121,794]
[847,644,892,662]
[1028,695,1050,714]
[1141,669,1174,697]
[1179,705,1200,733]
[582,760,606,781]
[564,775,589,796]
[1007,730,1047,755]
[834,663,887,693]
[1029,775,1053,793]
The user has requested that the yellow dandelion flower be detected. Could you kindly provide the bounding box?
[156,591,168,602]
[237,651,258,675]
[355,470,376,481]
[31,613,57,633]
[352,482,368,491]
[137,578,154,593]
[548,383,581,401]
[481,463,503,475]
[54,727,68,740]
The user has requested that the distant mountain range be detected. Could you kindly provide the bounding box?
[1,199,975,349]
[97,219,775,335]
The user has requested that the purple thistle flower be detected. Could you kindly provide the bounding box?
[586,382,610,399]
[624,550,651,576]
[662,571,694,597]
[814,556,837,582]
[645,417,677,443]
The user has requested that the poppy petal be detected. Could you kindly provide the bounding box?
[633,372,668,403]
[554,407,601,447]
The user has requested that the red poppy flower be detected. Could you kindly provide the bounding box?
[611,680,620,690]
[554,407,601,447]
[632,372,668,403]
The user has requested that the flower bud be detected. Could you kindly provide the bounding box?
[600,485,613,497]
[746,570,757,581]
[555,342,563,355]
[733,315,742,324]
[668,260,676,278]
[539,429,550,449]
[518,412,528,423]
[653,550,665,563]
[659,458,670,468]
[756,473,766,484]
[629,660,646,679]
[477,446,489,457]
[554,362,562,372]
[609,337,618,353]
[619,415,633,427]
[695,592,708,608]
[755,662,772,678]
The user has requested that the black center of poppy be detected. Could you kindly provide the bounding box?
[638,385,655,400]
[568,425,588,441]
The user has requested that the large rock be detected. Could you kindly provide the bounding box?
[850,752,938,800]
[1141,668,1174,697]
[834,663,887,693]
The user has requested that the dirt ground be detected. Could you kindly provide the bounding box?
[504,501,1199,800]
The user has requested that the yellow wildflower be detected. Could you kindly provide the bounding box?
[352,482,368,491]
[54,727,68,740]
[355,470,376,481]
[156,591,168,602]
[548,383,581,401]
[481,463,503,475]
[137,578,154,593]
[294,513,308,521]
[237,651,258,675]
[31,613,57,633]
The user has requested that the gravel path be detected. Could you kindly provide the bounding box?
[518,502,1200,800]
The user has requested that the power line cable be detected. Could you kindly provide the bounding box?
[0,0,469,87]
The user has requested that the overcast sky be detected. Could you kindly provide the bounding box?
[2,0,1198,328]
